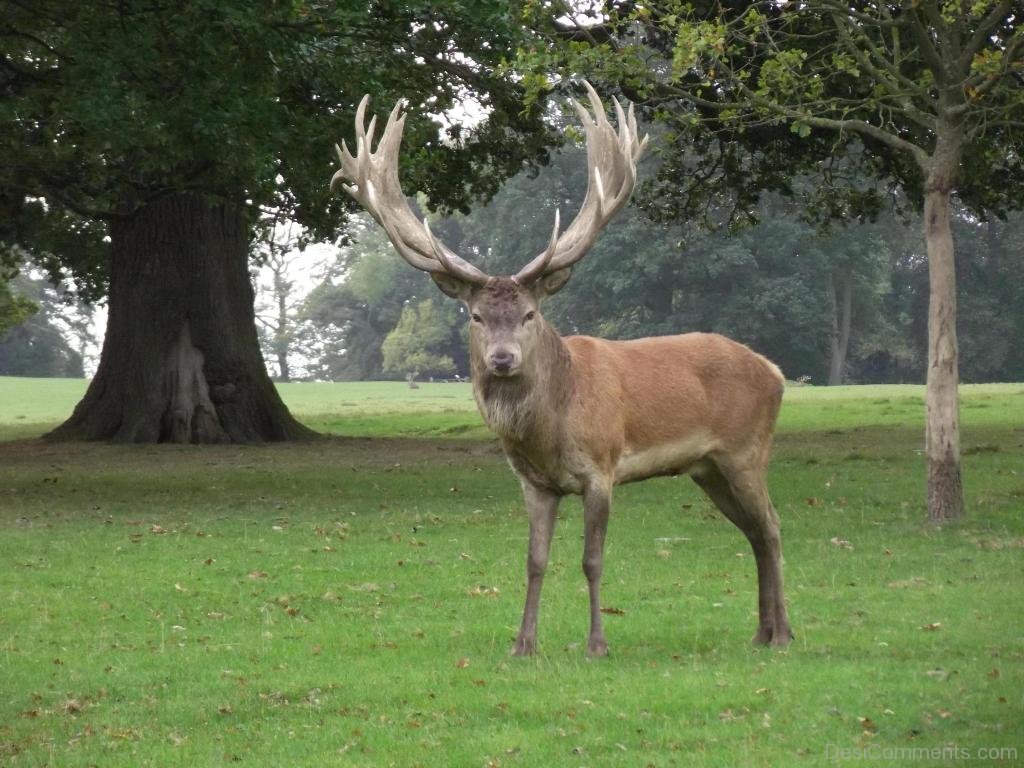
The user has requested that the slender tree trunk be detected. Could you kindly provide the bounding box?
[48,192,315,443]
[827,268,852,386]
[922,146,964,522]
[275,281,291,382]
[275,346,291,382]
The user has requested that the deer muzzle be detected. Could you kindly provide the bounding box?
[489,348,520,377]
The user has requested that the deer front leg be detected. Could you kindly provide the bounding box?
[511,482,560,657]
[582,482,612,657]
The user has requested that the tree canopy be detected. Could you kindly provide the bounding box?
[1,0,558,294]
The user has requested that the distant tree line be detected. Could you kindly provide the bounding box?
[4,134,1021,388]
[0,256,94,378]
[278,141,1024,386]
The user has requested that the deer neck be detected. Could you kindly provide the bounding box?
[471,322,573,443]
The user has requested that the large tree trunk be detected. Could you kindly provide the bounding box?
[923,151,964,522]
[827,268,852,386]
[48,192,315,443]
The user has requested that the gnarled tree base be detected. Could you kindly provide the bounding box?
[47,192,315,444]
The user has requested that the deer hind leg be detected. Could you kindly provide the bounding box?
[581,481,612,657]
[692,460,792,646]
[511,482,560,657]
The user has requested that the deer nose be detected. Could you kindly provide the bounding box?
[490,350,516,373]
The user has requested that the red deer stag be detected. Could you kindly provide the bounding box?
[331,83,793,656]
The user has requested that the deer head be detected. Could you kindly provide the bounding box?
[330,82,647,378]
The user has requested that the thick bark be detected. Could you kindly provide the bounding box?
[923,149,964,522]
[48,192,315,443]
[827,268,853,386]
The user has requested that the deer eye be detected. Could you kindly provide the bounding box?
[523,311,535,324]
[471,313,483,324]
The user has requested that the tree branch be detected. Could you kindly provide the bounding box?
[704,47,932,168]
[829,12,936,130]
[957,0,1012,72]
[904,5,950,85]
[949,29,1024,115]
[829,11,925,96]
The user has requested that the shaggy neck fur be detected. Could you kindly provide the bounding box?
[471,319,573,443]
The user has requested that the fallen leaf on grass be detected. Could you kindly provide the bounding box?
[600,607,625,615]
[887,577,926,589]
[455,657,470,669]
[829,537,853,549]
[62,699,83,715]
[921,622,942,631]
[859,716,877,733]
[247,570,268,580]
[348,582,380,593]
[467,585,500,598]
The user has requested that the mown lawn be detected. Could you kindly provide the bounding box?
[0,379,1021,766]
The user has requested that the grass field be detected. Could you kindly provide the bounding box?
[1,378,1022,766]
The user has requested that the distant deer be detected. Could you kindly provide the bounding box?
[331,83,793,656]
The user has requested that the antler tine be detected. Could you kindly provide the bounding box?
[422,219,491,284]
[512,209,560,285]
[515,81,646,285]
[330,94,491,285]
[364,113,378,152]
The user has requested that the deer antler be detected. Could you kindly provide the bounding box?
[331,95,490,286]
[514,81,648,285]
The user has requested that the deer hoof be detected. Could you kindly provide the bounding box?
[770,628,794,647]
[586,637,609,658]
[751,626,773,646]
[510,637,536,657]
[752,626,793,646]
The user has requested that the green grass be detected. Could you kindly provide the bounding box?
[0,379,1022,766]
[3,376,1023,441]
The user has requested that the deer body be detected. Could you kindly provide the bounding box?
[476,323,783,492]
[332,84,793,657]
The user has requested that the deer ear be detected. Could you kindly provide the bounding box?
[431,273,473,301]
[533,267,572,297]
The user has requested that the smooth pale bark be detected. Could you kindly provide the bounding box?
[274,286,291,383]
[271,266,292,382]
[827,268,853,386]
[922,140,964,522]
[48,192,314,443]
